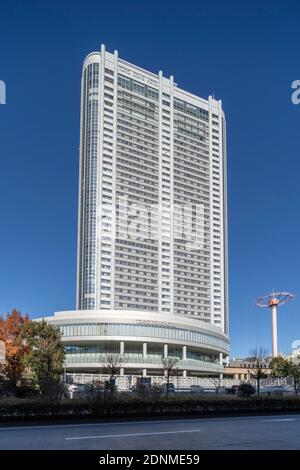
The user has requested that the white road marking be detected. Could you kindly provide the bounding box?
[263,418,296,422]
[65,429,202,441]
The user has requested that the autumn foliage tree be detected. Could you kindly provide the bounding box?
[0,309,30,388]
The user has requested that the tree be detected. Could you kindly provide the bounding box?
[0,309,30,390]
[23,320,65,398]
[248,347,269,395]
[103,353,123,392]
[161,357,179,396]
[269,356,289,384]
[238,383,255,397]
[270,356,300,395]
[208,376,223,395]
[288,362,300,395]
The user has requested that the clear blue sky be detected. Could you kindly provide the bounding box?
[0,0,299,357]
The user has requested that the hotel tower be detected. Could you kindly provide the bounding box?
[44,45,230,382]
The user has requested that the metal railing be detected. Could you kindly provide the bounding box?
[64,373,292,392]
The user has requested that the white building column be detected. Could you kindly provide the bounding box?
[143,342,147,358]
[164,344,168,358]
[120,341,124,355]
[182,370,187,378]
[120,368,124,376]
[142,368,147,377]
[182,345,187,360]
[219,352,223,379]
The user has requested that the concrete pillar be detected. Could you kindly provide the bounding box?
[219,352,223,365]
[142,368,147,377]
[182,345,187,360]
[143,342,147,358]
[120,341,124,355]
[182,370,187,378]
[219,354,224,379]
[120,368,124,376]
[164,344,168,358]
[234,373,238,380]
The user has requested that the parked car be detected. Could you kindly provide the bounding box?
[162,383,175,394]
[190,385,204,394]
[226,385,239,395]
[67,383,87,398]
[260,386,283,395]
[281,385,295,393]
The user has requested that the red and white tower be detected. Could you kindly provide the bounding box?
[256,292,294,357]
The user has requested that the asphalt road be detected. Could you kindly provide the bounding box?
[0,414,300,450]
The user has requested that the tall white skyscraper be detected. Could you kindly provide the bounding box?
[77,45,228,333]
[43,46,229,381]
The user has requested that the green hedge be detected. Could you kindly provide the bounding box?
[1,395,300,421]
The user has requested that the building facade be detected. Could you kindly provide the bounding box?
[223,358,271,381]
[42,45,229,378]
